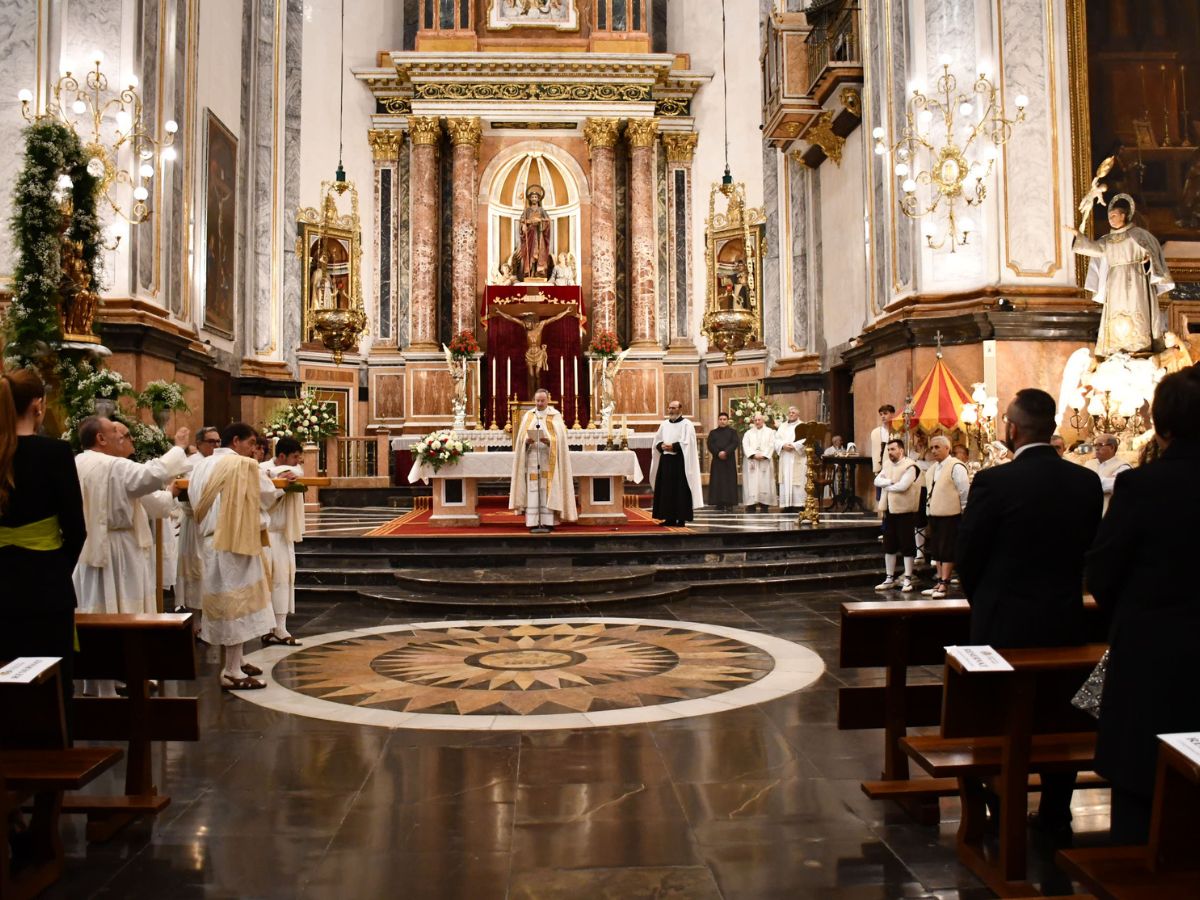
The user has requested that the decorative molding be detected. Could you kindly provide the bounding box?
[655,97,690,117]
[661,132,698,164]
[839,86,861,118]
[446,116,483,147]
[413,82,651,103]
[368,129,404,162]
[802,111,844,166]
[376,97,412,115]
[407,115,442,145]
[583,116,621,150]
[625,117,660,148]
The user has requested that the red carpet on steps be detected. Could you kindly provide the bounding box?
[364,497,690,537]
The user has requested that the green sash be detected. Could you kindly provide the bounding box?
[0,515,63,551]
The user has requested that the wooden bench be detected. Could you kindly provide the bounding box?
[0,660,123,900]
[900,643,1107,897]
[1057,737,1200,899]
[838,597,1105,825]
[67,612,200,841]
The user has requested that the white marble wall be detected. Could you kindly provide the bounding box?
[818,134,868,354]
[0,0,41,286]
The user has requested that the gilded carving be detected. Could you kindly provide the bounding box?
[407,115,442,146]
[839,87,861,118]
[367,129,404,162]
[626,118,659,148]
[804,111,844,166]
[662,132,699,164]
[377,97,412,115]
[655,97,690,117]
[583,117,620,150]
[446,116,483,147]
[413,82,652,103]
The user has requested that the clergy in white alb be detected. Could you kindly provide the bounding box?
[176,427,219,626]
[741,414,777,510]
[649,401,704,526]
[260,436,305,645]
[189,423,279,689]
[774,407,808,512]
[509,389,577,531]
[73,417,189,615]
[1085,434,1131,514]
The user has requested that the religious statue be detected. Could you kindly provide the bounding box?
[488,262,517,286]
[551,252,576,286]
[490,305,578,393]
[515,184,552,281]
[597,347,630,435]
[1065,193,1174,357]
[442,344,469,432]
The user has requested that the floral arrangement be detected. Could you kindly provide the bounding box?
[81,368,133,399]
[262,388,340,443]
[587,330,621,359]
[137,379,190,413]
[448,330,480,360]
[125,419,171,462]
[411,430,473,472]
[730,391,784,434]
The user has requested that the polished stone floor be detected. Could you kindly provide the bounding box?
[50,587,1108,899]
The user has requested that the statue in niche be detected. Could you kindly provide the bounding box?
[551,252,576,286]
[515,184,552,281]
[489,262,518,286]
[489,305,578,393]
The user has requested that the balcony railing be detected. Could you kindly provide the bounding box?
[804,0,861,102]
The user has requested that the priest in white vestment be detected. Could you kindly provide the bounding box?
[509,389,577,531]
[260,436,305,645]
[73,417,189,615]
[741,414,777,511]
[649,400,704,526]
[176,427,220,629]
[1085,434,1131,515]
[774,407,808,512]
[189,423,279,689]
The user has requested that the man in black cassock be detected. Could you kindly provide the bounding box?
[650,401,705,527]
[706,412,739,511]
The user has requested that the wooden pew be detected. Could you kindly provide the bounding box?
[1057,737,1200,899]
[900,643,1106,897]
[838,597,1105,824]
[0,660,123,900]
[66,613,199,841]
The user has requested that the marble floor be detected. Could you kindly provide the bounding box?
[49,588,1109,899]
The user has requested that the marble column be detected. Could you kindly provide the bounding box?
[407,115,441,349]
[369,129,404,344]
[626,117,659,347]
[447,117,482,337]
[584,117,620,335]
[661,132,698,346]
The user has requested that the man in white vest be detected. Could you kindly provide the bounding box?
[509,389,577,532]
[741,413,777,512]
[869,405,899,476]
[649,400,705,526]
[260,436,305,645]
[873,439,922,592]
[922,435,970,599]
[73,417,190,615]
[1085,434,1131,515]
[774,406,808,512]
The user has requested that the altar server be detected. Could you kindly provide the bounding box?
[650,400,704,527]
[874,439,921,593]
[260,436,304,645]
[741,413,777,512]
[509,389,576,531]
[73,417,189,614]
[1085,434,1131,514]
[190,423,279,690]
[705,412,740,510]
[774,406,808,513]
[922,435,970,599]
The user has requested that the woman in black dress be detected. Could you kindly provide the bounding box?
[0,369,86,700]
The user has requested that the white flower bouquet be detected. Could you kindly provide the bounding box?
[730,391,784,433]
[263,388,340,443]
[411,430,472,472]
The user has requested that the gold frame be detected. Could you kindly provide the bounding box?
[705,183,767,343]
[1065,0,1092,287]
[296,182,364,345]
[486,0,580,32]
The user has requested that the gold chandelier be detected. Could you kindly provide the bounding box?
[20,52,177,227]
[872,59,1025,252]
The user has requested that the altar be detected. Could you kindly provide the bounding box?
[406,450,644,527]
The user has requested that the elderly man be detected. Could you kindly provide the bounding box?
[774,406,808,513]
[650,400,704,527]
[177,426,220,629]
[822,435,845,457]
[73,417,189,615]
[922,435,969,599]
[1086,434,1131,514]
[741,413,777,512]
[509,388,576,532]
[1050,434,1067,457]
[874,439,922,592]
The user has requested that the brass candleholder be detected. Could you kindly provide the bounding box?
[798,443,821,528]
[571,394,583,430]
[618,429,629,451]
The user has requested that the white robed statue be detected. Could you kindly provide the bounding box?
[1066,193,1173,357]
[509,389,577,530]
[774,407,808,511]
[741,414,777,510]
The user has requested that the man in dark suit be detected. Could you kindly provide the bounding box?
[955,387,1104,832]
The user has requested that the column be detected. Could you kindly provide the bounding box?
[662,132,698,346]
[368,129,404,344]
[407,115,441,349]
[626,117,659,347]
[584,117,620,335]
[447,116,482,337]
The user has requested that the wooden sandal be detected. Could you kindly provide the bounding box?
[221,674,266,691]
[262,633,302,647]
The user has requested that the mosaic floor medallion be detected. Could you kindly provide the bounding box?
[240,617,825,730]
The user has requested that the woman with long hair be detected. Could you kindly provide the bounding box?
[0,368,86,704]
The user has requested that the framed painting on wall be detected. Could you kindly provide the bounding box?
[202,110,237,338]
[487,0,579,31]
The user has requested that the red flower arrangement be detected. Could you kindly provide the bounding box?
[587,330,621,359]
[448,330,480,359]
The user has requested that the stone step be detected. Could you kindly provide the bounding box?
[660,551,881,582]
[355,581,691,610]
[391,565,658,597]
[689,568,883,596]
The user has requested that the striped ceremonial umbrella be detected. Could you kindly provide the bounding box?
[892,357,974,432]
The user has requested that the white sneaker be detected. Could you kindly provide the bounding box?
[900,578,914,593]
[930,585,947,599]
[874,577,896,591]
[920,586,937,596]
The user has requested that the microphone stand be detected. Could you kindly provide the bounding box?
[530,417,551,534]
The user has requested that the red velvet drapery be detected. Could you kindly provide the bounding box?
[482,286,589,429]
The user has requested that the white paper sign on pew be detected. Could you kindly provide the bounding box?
[1159,732,1200,767]
[944,645,1014,672]
[0,656,61,684]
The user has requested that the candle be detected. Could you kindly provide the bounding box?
[477,359,483,418]
[559,356,565,403]
[506,357,511,399]
[573,356,579,400]
[491,357,496,413]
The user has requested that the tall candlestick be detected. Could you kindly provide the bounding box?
[1183,64,1194,147]
[1162,64,1174,146]
[559,355,565,406]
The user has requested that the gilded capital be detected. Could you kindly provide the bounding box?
[407,115,442,146]
[583,117,620,150]
[662,132,698,164]
[446,116,482,148]
[367,128,404,162]
[625,117,659,148]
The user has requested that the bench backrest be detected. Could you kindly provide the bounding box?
[0,662,67,749]
[73,613,197,681]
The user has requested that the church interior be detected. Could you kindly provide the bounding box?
[2,1,1200,897]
